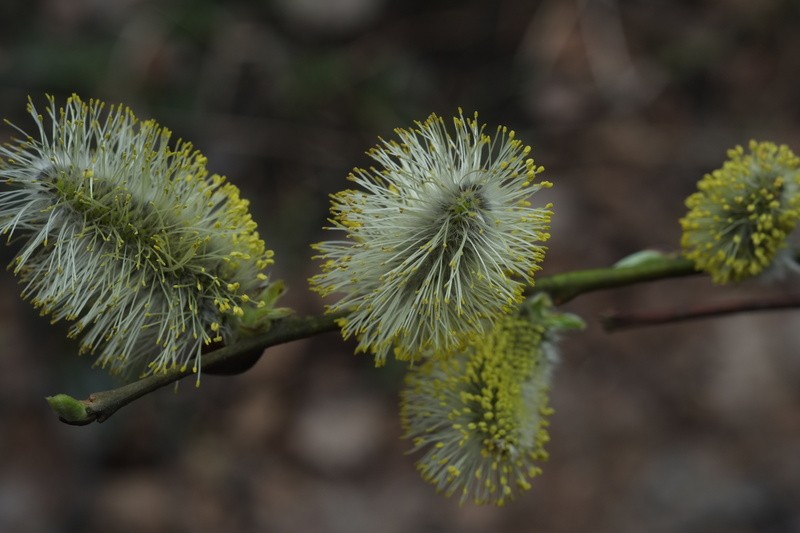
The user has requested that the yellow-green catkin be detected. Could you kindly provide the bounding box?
[680,140,800,284]
[400,312,555,506]
[0,95,285,380]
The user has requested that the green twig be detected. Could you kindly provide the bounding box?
[531,255,698,304]
[51,255,700,425]
[52,313,342,425]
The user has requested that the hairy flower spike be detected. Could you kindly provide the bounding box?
[680,140,800,284]
[400,311,557,506]
[400,295,582,506]
[0,94,283,380]
[310,111,552,364]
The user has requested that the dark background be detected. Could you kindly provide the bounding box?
[1,1,800,531]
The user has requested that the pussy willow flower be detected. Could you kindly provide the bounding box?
[680,140,800,284]
[311,111,552,364]
[0,94,282,380]
[400,310,556,506]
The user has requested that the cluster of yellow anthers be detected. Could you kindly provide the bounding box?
[400,311,557,506]
[311,110,552,365]
[0,94,283,380]
[681,141,800,284]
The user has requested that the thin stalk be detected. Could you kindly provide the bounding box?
[51,255,700,425]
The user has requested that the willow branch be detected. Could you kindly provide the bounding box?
[602,296,800,331]
[51,313,342,425]
[530,255,698,304]
[50,255,700,425]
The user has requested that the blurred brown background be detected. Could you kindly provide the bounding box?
[2,0,800,531]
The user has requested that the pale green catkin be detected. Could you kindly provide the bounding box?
[0,94,283,380]
[311,111,552,364]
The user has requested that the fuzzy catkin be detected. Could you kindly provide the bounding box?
[680,140,800,284]
[400,312,556,505]
[0,95,281,379]
[311,111,552,364]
